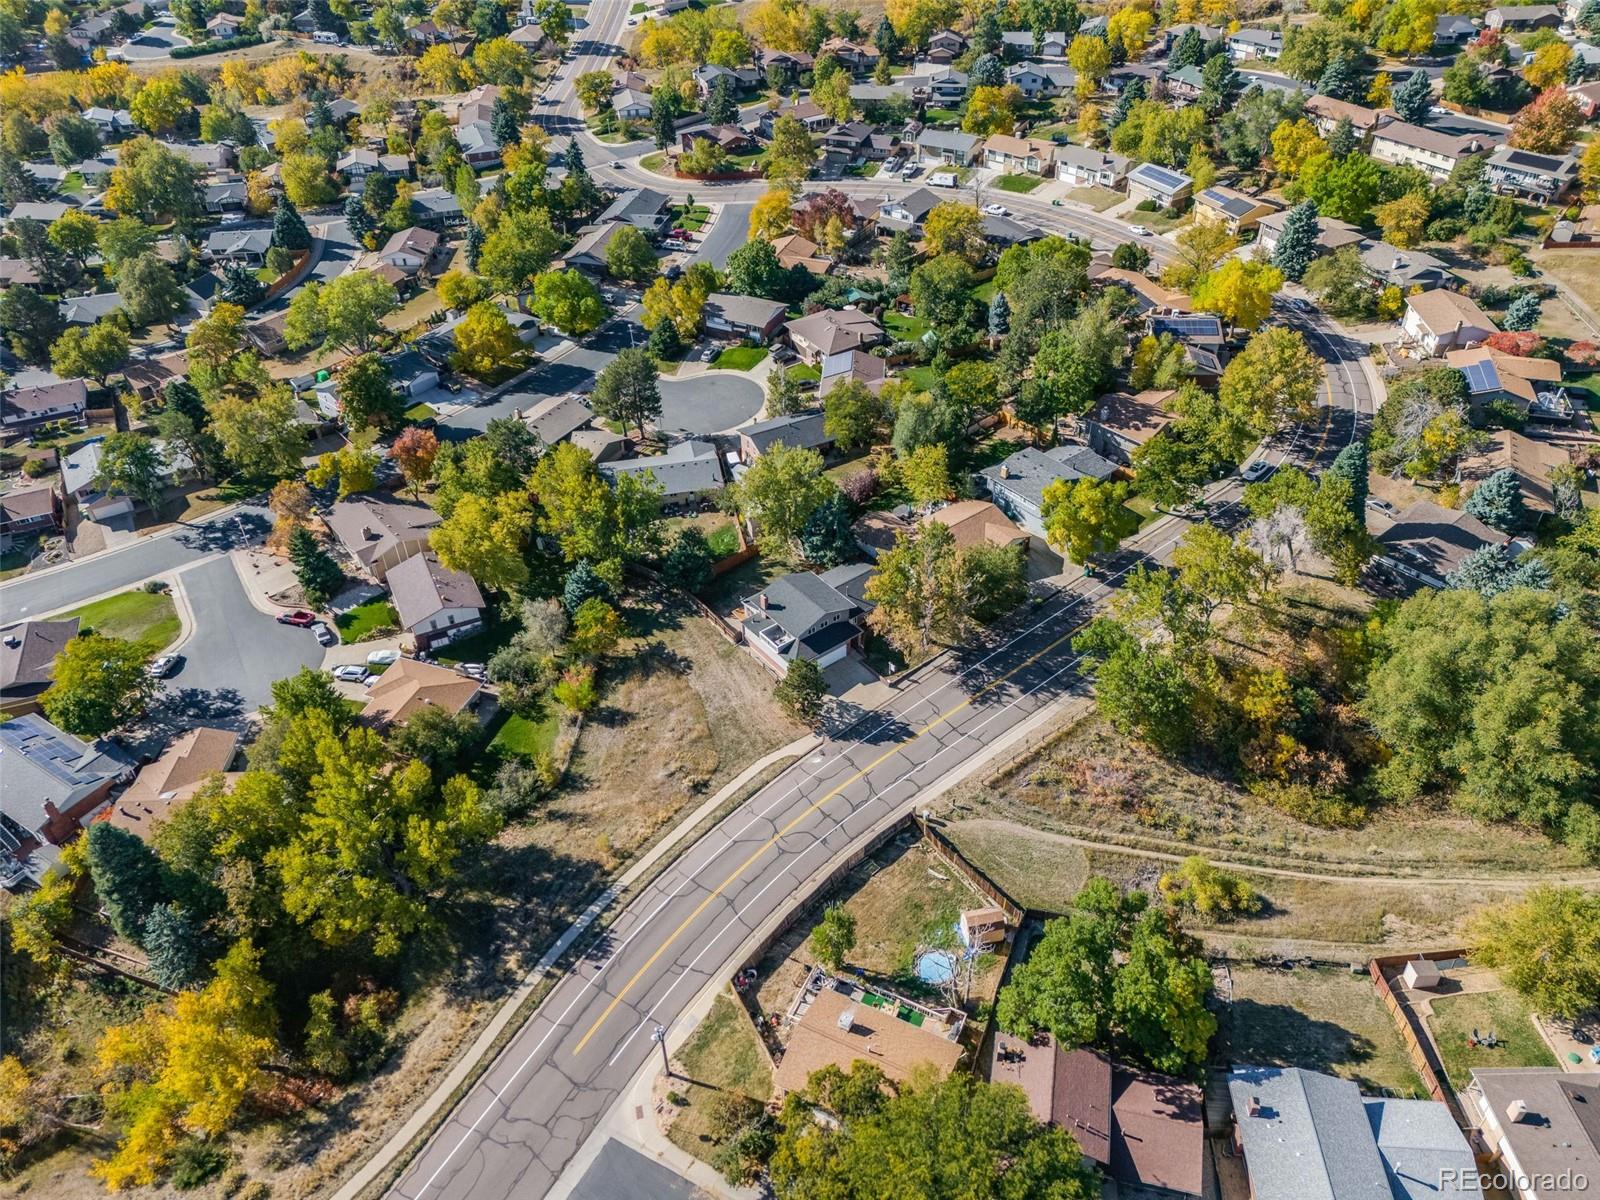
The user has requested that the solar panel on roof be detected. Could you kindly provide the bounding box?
[1462,360,1500,393]
[1152,315,1223,337]
[1133,163,1188,188]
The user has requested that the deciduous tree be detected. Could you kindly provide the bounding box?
[42,633,155,737]
[430,490,532,591]
[1041,476,1131,564]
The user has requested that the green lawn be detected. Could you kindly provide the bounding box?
[924,106,961,125]
[488,709,559,760]
[974,280,998,303]
[672,203,711,231]
[1427,989,1559,1090]
[787,362,820,382]
[993,173,1045,193]
[902,365,938,390]
[404,402,436,422]
[432,620,518,664]
[334,599,399,644]
[62,590,180,655]
[884,311,931,342]
[640,152,666,172]
[712,345,767,371]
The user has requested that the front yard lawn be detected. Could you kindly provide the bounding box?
[993,173,1045,193]
[672,203,711,231]
[712,344,767,371]
[334,598,399,644]
[787,362,820,382]
[666,994,773,1164]
[404,401,436,422]
[1066,185,1127,212]
[62,590,180,655]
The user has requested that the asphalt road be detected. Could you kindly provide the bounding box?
[567,1139,701,1200]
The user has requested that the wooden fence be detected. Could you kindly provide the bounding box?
[916,815,1024,928]
[1368,949,1469,1123]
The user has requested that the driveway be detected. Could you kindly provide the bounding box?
[657,372,763,435]
[116,26,189,59]
[566,1141,700,1200]
[691,203,752,269]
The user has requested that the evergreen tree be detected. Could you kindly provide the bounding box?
[465,219,485,271]
[562,559,613,613]
[707,75,738,125]
[661,527,716,592]
[653,102,676,150]
[873,14,900,62]
[988,290,1010,339]
[344,192,376,242]
[798,491,857,566]
[1580,0,1600,35]
[85,823,168,945]
[1199,52,1239,113]
[1464,468,1527,532]
[1446,543,1553,596]
[1326,116,1358,158]
[1326,439,1368,520]
[1170,26,1205,70]
[1393,69,1433,124]
[1271,200,1320,282]
[968,52,1005,90]
[220,261,266,306]
[1503,293,1542,331]
[883,231,917,294]
[1109,77,1145,129]
[491,98,521,150]
[143,903,206,989]
[272,194,311,251]
[288,525,344,606]
[972,4,1002,56]
[564,138,586,177]
[1317,55,1356,100]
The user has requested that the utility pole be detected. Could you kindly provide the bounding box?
[652,1025,672,1078]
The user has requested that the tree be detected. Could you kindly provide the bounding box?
[1192,258,1283,331]
[809,904,856,969]
[272,194,311,251]
[43,633,155,737]
[1447,543,1553,596]
[1374,191,1430,249]
[210,389,305,478]
[93,432,165,511]
[449,301,523,379]
[1317,54,1357,100]
[267,479,315,555]
[961,83,1022,135]
[1158,857,1261,920]
[766,113,818,183]
[1160,220,1240,293]
[922,202,986,263]
[1393,68,1434,124]
[1325,440,1368,520]
[724,238,790,299]
[824,380,888,452]
[532,444,660,580]
[85,822,168,944]
[1067,32,1110,99]
[392,427,440,499]
[1219,326,1323,440]
[105,137,201,225]
[604,225,657,284]
[271,723,498,956]
[1377,0,1439,58]
[1269,118,1325,178]
[319,270,399,352]
[130,76,189,134]
[308,434,380,499]
[338,353,405,433]
[575,70,614,111]
[1327,116,1359,159]
[661,526,717,592]
[864,522,968,659]
[590,347,662,439]
[288,525,343,605]
[899,443,950,505]
[680,136,730,176]
[749,186,794,241]
[731,443,833,552]
[881,230,918,293]
[1510,86,1584,154]
[479,207,564,293]
[1468,887,1600,1019]
[1199,51,1239,113]
[641,273,710,340]
[51,321,129,386]
[47,209,99,269]
[568,596,625,661]
[142,904,206,989]
[220,260,267,307]
[1041,476,1131,564]
[0,285,64,365]
[116,252,185,328]
[1464,467,1526,531]
[1503,292,1542,331]
[1525,40,1573,90]
[909,253,979,334]
[430,490,532,591]
[527,269,607,339]
[1270,201,1320,283]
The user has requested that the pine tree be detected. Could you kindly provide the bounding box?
[707,75,737,125]
[85,823,169,945]
[798,492,857,566]
[988,291,1010,339]
[972,4,1002,56]
[1463,467,1527,531]
[288,525,343,606]
[1317,55,1355,100]
[1326,116,1358,158]
[143,903,206,989]
[1503,292,1542,331]
[221,261,266,306]
[883,231,916,294]
[1271,200,1320,282]
[562,560,613,613]
[273,194,311,251]
[968,52,1005,90]
[1109,78,1145,129]
[465,219,485,270]
[564,138,586,176]
[491,98,521,150]
[1326,439,1368,520]
[1580,0,1600,35]
[344,192,375,242]
[1393,69,1433,124]
[653,102,676,150]
[1170,26,1204,70]
[873,14,900,62]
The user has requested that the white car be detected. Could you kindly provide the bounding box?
[366,648,401,666]
[146,654,181,678]
[1240,460,1276,483]
[331,663,373,683]
[982,203,1008,216]
[1129,224,1153,237]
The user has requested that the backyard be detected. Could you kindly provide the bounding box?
[1425,985,1558,1089]
[60,588,180,655]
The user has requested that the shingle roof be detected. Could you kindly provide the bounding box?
[704,292,787,331]
[362,657,480,724]
[387,550,485,631]
[1377,499,1505,578]
[324,494,442,572]
[0,713,134,836]
[771,986,964,1094]
[785,308,882,356]
[742,410,830,455]
[599,439,724,496]
[0,618,78,697]
[981,446,1118,509]
[515,392,595,445]
[105,727,239,840]
[1228,1067,1391,1200]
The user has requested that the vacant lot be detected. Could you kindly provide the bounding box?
[1221,963,1426,1098]
[61,588,180,655]
[1426,988,1558,1089]
[666,994,773,1162]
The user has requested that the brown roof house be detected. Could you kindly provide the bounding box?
[105,727,240,841]
[1445,346,1563,417]
[927,499,1031,551]
[325,493,443,583]
[387,550,486,650]
[361,657,481,725]
[989,1036,1208,1199]
[784,308,883,365]
[770,233,834,274]
[1460,429,1571,516]
[1081,389,1179,466]
[2,379,88,438]
[1402,290,1497,357]
[1374,499,1508,586]
[0,482,61,551]
[0,618,77,713]
[773,984,965,1097]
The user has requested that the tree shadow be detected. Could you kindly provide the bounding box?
[120,686,248,756]
[174,510,270,553]
[1223,998,1385,1086]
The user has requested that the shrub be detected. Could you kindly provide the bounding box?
[1568,339,1600,366]
[170,32,264,57]
[170,1141,231,1190]
[1135,199,1159,211]
[838,468,878,506]
[21,458,52,478]
[142,578,169,593]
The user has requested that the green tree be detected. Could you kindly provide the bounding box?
[1392,68,1433,123]
[287,525,344,606]
[319,270,399,352]
[105,136,201,224]
[142,903,206,989]
[1271,200,1320,282]
[85,822,169,945]
[42,633,155,737]
[661,526,716,592]
[1157,857,1262,920]
[209,388,306,478]
[590,346,662,439]
[1219,326,1323,441]
[809,904,856,969]
[430,490,532,591]
[51,321,129,387]
[730,442,834,552]
[116,251,186,328]
[1463,467,1526,531]
[272,194,312,251]
[0,284,64,364]
[724,238,790,299]
[1468,886,1600,1018]
[93,431,165,510]
[908,253,978,333]
[1072,618,1197,753]
[1041,476,1131,564]
[532,269,607,335]
[798,491,857,566]
[451,301,526,378]
[604,224,658,283]
[479,207,564,292]
[337,353,405,433]
[864,521,967,659]
[823,380,887,452]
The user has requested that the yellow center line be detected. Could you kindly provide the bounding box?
[571,619,1085,1055]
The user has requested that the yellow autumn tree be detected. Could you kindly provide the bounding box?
[749,185,793,240]
[1269,118,1325,177]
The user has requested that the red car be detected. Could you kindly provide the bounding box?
[277,610,317,627]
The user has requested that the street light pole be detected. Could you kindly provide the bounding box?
[652,1025,672,1078]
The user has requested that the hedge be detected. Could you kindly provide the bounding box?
[169,32,264,58]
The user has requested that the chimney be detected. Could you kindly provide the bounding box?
[1247,1096,1262,1118]
[837,1006,856,1030]
[999,463,1010,479]
[1507,1099,1530,1124]
[757,592,768,610]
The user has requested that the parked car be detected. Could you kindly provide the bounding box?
[1240,460,1275,483]
[701,346,718,362]
[1365,497,1397,515]
[277,609,317,626]
[331,663,373,683]
[457,662,487,681]
[1288,297,1312,312]
[146,654,182,678]
[311,622,338,647]
[610,160,624,168]
[366,647,401,666]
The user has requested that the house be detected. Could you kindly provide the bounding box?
[1460,429,1571,514]
[817,36,880,73]
[1226,26,1284,60]
[1165,63,1207,102]
[387,550,486,650]
[452,84,502,128]
[1082,389,1180,466]
[773,983,963,1096]
[1005,60,1077,98]
[1361,241,1459,291]
[0,484,60,552]
[2,379,88,437]
[384,350,440,398]
[1053,143,1129,189]
[562,221,631,274]
[1485,146,1578,202]
[739,411,831,463]
[104,728,239,841]
[5,201,72,227]
[1195,185,1280,233]
[83,106,135,137]
[615,88,652,120]
[704,293,788,343]
[1445,346,1564,417]
[1304,95,1387,140]
[1091,265,1192,314]
[877,187,941,232]
[741,568,872,672]
[982,213,1043,248]
[1371,121,1498,180]
[927,499,1031,553]
[0,258,41,288]
[60,292,124,326]
[784,308,883,364]
[1229,1067,1480,1200]
[1465,1069,1600,1200]
[1001,29,1069,57]
[0,712,134,868]
[202,180,248,213]
[902,62,969,101]
[205,11,242,36]
[1436,12,1480,40]
[157,140,235,174]
[992,1039,1207,1200]
[244,311,289,357]
[692,63,762,98]
[596,188,673,235]
[515,393,595,446]
[599,440,724,503]
[926,28,966,62]
[1149,311,1225,350]
[1374,499,1507,585]
[1256,211,1364,259]
[457,122,502,168]
[63,437,192,522]
[362,657,481,725]
[916,129,981,166]
[325,493,442,582]
[770,233,833,274]
[205,226,272,265]
[569,428,630,463]
[1126,162,1193,208]
[411,186,466,229]
[1485,3,1561,27]
[819,121,879,161]
[1402,289,1497,355]
[820,348,887,396]
[760,98,832,137]
[0,618,77,713]
[378,226,444,278]
[1567,79,1600,119]
[983,135,1055,176]
[978,446,1119,536]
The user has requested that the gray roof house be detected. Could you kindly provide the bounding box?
[877,187,942,232]
[0,712,135,880]
[741,568,871,673]
[206,226,273,265]
[597,188,673,235]
[738,411,831,462]
[1360,241,1459,291]
[1465,1069,1599,1198]
[1228,1067,1480,1200]
[0,618,79,711]
[325,493,443,582]
[1484,146,1579,202]
[2,379,88,434]
[1126,162,1193,208]
[916,129,982,165]
[599,439,725,503]
[386,550,485,650]
[978,445,1119,538]
[515,393,595,446]
[704,293,789,342]
[61,292,124,325]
